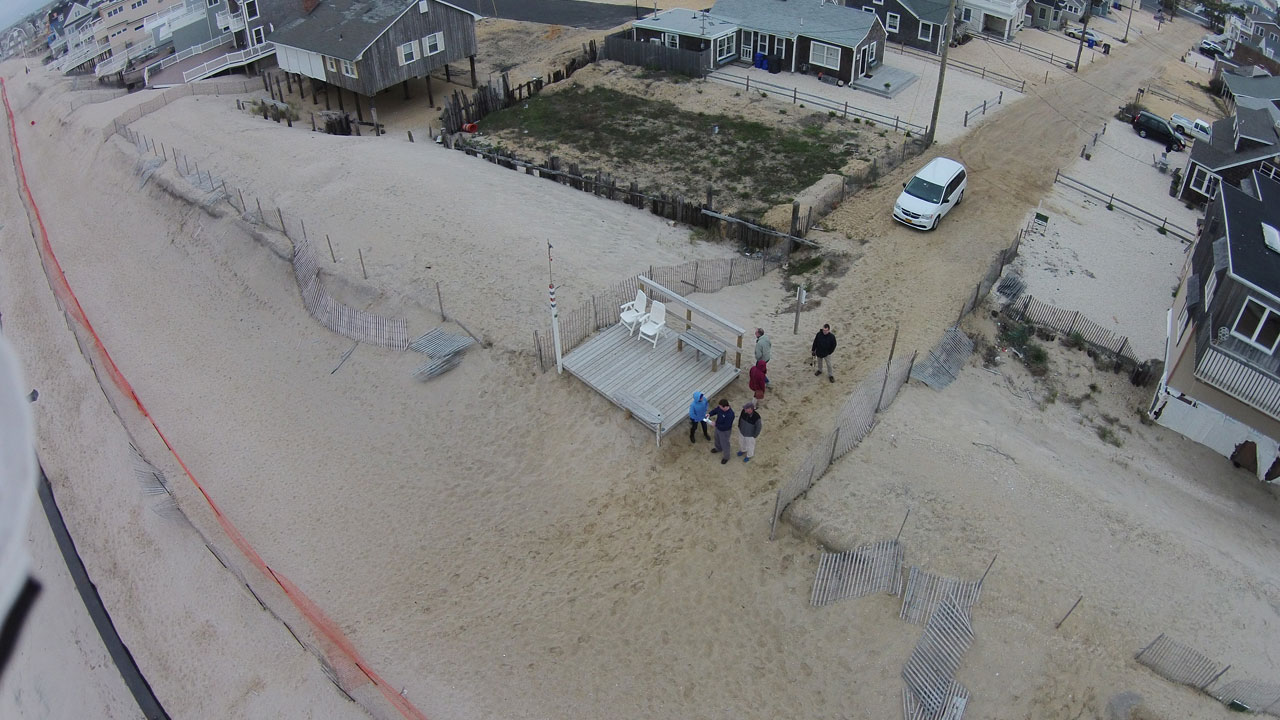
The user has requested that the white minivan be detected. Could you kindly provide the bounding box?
[893,157,967,230]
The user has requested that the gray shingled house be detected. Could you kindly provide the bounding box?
[849,0,950,55]
[632,0,886,84]
[1179,107,1280,204]
[1153,170,1280,481]
[270,0,478,100]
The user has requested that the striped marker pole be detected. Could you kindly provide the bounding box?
[550,283,563,375]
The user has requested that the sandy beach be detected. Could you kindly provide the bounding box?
[3,11,1277,720]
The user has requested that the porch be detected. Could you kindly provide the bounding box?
[850,64,918,98]
[561,277,746,445]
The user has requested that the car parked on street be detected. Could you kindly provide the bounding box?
[1131,110,1185,151]
[893,158,967,231]
[1199,35,1228,57]
[1065,26,1102,43]
[1170,114,1212,143]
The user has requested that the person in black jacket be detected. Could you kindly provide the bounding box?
[811,323,837,382]
[707,399,735,464]
[736,403,762,463]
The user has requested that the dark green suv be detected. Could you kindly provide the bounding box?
[1131,110,1184,151]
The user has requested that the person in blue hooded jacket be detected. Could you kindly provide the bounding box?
[688,391,711,444]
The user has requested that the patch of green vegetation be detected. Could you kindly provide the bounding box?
[479,86,864,210]
[785,255,824,276]
[1000,321,1049,376]
[1096,425,1123,447]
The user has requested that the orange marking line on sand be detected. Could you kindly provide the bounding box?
[1,77,428,720]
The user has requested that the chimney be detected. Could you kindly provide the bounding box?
[303,0,319,13]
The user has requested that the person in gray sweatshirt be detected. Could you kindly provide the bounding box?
[754,328,771,384]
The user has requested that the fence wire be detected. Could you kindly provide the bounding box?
[1136,634,1226,690]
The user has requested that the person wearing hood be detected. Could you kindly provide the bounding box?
[748,359,768,408]
[736,403,762,463]
[707,399,735,464]
[688,391,711,444]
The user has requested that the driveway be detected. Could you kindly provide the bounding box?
[457,0,643,29]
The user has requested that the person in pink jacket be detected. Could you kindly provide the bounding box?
[748,359,768,408]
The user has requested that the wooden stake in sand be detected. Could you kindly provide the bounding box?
[1055,595,1083,629]
[358,248,367,279]
[436,281,445,321]
[326,234,336,262]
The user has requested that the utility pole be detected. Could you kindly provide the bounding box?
[1072,4,1093,72]
[1122,0,1135,42]
[925,0,959,146]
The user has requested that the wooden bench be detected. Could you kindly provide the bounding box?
[678,330,729,371]
[613,392,664,446]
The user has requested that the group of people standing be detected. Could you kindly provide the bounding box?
[689,323,838,464]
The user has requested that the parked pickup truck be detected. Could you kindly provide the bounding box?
[1170,114,1212,143]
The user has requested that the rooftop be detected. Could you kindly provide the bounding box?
[709,0,880,47]
[633,8,739,38]
[1224,173,1280,297]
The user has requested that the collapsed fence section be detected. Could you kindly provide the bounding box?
[1005,294,1139,365]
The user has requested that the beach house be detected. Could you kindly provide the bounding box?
[1152,170,1280,481]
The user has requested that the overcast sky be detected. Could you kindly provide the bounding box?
[1,0,50,34]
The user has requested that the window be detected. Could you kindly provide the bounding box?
[873,0,884,5]
[418,0,429,11]
[251,25,264,44]
[1189,165,1221,198]
[886,12,900,31]
[244,0,258,20]
[867,41,877,65]
[341,59,357,78]
[135,23,144,31]
[424,31,443,54]
[962,7,972,22]
[1232,298,1280,352]
[664,32,678,48]
[862,6,876,12]
[919,22,934,41]
[775,36,784,55]
[1260,160,1280,181]
[325,56,337,72]
[1038,7,1047,19]
[715,33,735,60]
[208,0,219,7]
[758,35,768,52]
[1204,272,1218,310]
[398,39,419,65]
[809,41,840,70]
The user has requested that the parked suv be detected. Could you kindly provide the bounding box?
[1131,110,1184,150]
[893,157,967,230]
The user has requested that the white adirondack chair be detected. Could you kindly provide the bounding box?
[619,289,648,336]
[638,301,666,348]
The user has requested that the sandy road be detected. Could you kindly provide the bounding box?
[809,20,1203,377]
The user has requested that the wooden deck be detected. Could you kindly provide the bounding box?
[563,323,741,441]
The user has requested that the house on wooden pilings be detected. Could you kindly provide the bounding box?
[269,0,479,113]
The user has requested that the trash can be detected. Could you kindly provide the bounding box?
[753,51,765,69]
[1086,38,1095,48]
[1102,42,1111,54]
[767,53,782,73]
